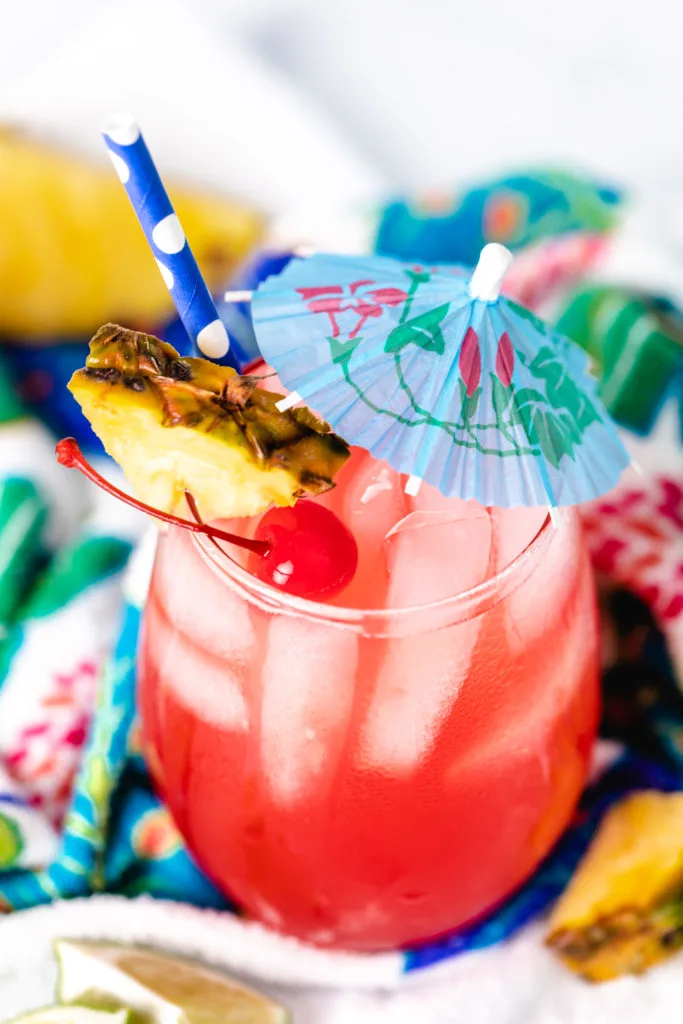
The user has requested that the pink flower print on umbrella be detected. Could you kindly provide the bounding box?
[297,279,408,339]
[459,327,481,397]
[495,331,515,387]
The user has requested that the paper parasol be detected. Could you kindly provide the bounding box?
[246,245,630,508]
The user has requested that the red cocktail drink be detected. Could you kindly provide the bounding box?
[138,446,599,950]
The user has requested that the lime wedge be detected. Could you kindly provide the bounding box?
[55,941,290,1024]
[6,1006,129,1024]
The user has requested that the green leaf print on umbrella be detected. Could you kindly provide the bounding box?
[384,303,450,355]
[0,811,24,868]
[522,345,600,433]
[458,379,482,424]
[491,373,514,422]
[329,334,362,367]
[509,383,583,469]
[506,298,549,334]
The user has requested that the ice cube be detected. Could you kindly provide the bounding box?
[329,450,407,608]
[358,507,492,772]
[153,525,255,665]
[409,478,486,518]
[489,506,547,573]
[260,615,358,804]
[491,507,581,650]
[385,507,492,607]
[444,565,598,802]
[146,596,249,730]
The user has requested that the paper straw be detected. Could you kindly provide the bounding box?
[102,113,229,359]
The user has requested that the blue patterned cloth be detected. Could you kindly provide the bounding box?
[0,602,229,914]
[375,170,622,266]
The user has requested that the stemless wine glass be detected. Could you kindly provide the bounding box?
[138,501,599,952]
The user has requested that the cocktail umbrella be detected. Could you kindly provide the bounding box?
[244,245,630,508]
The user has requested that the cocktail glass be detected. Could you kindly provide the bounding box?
[138,447,599,952]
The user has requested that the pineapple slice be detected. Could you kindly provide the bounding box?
[546,791,683,982]
[0,130,263,338]
[68,324,350,521]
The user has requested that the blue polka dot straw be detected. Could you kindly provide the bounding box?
[102,113,230,359]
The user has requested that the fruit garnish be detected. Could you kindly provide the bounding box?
[55,940,290,1024]
[546,790,683,981]
[250,502,358,599]
[5,1009,129,1024]
[58,440,358,601]
[68,324,350,522]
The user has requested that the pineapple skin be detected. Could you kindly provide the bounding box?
[68,324,350,521]
[546,791,683,982]
[0,131,263,338]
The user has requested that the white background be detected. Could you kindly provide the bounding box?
[0,0,680,203]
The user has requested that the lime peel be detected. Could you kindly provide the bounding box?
[55,941,290,1024]
[6,1006,130,1024]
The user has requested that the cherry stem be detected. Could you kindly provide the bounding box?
[55,437,269,557]
[183,490,268,567]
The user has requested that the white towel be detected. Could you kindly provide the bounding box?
[0,895,681,1023]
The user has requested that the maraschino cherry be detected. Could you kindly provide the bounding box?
[56,438,357,601]
[251,502,358,599]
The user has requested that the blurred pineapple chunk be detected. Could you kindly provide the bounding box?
[546,791,683,982]
[0,130,264,338]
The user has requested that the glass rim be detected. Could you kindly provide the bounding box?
[191,507,556,629]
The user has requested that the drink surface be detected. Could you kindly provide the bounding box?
[138,444,600,951]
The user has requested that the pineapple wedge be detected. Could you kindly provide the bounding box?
[0,130,263,338]
[68,324,350,521]
[546,791,683,982]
